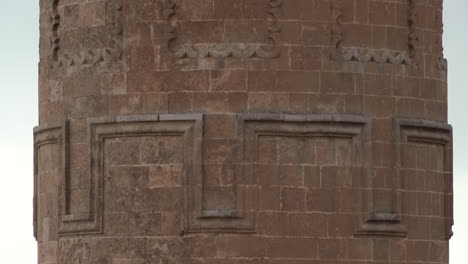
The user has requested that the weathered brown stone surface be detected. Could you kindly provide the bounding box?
[36,0,452,263]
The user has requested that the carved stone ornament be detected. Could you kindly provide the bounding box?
[50,0,124,68]
[163,0,282,59]
[330,0,428,67]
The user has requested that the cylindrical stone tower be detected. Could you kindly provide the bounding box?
[35,0,453,263]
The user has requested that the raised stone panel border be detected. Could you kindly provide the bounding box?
[185,112,251,233]
[35,114,259,235]
[395,118,453,240]
[33,121,69,240]
[36,115,452,239]
[357,118,453,238]
[57,114,203,235]
[187,114,373,233]
[238,113,373,235]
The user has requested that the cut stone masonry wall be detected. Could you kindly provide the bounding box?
[36,0,452,263]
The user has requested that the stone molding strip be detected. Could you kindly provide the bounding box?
[163,0,282,59]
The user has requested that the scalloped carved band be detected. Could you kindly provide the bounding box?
[53,48,123,68]
[340,47,412,65]
[163,0,282,59]
[162,43,281,60]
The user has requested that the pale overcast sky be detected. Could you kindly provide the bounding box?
[0,1,466,263]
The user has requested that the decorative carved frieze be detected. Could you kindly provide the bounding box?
[408,0,417,59]
[161,43,281,60]
[50,0,60,63]
[341,47,412,65]
[163,0,282,59]
[53,48,122,68]
[332,0,419,66]
[50,0,124,68]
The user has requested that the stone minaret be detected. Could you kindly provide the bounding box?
[35,0,453,263]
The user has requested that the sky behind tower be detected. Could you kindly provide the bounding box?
[0,1,466,263]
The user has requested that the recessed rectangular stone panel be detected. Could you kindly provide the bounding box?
[102,133,186,237]
[58,114,202,235]
[358,118,452,238]
[234,114,371,235]
[34,121,69,241]
[187,114,370,233]
[396,118,453,240]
